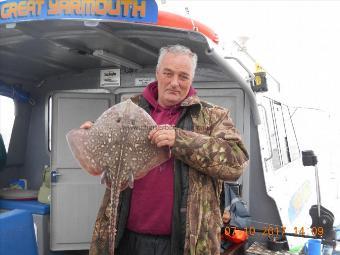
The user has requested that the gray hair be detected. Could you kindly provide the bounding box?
[156,45,198,76]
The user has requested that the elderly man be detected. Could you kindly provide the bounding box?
[82,44,249,255]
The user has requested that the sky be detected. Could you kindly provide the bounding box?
[0,96,15,151]
[158,1,340,117]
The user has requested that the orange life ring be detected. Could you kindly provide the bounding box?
[156,11,219,44]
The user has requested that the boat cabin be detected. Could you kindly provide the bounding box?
[0,1,330,254]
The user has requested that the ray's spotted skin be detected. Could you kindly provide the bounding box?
[66,99,169,255]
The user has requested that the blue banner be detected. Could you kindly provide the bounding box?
[0,0,158,24]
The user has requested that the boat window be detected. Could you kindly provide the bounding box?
[282,105,300,161]
[258,98,281,171]
[272,101,290,166]
[258,97,301,172]
[0,96,15,151]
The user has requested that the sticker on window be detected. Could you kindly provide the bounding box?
[135,78,154,87]
[100,69,120,87]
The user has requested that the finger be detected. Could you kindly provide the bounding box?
[83,123,93,129]
[153,129,173,142]
[80,121,93,129]
[148,126,163,140]
[155,139,171,148]
[148,127,158,139]
[153,132,167,144]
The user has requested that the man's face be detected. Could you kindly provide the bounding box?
[156,53,194,108]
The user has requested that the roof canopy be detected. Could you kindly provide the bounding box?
[0,19,223,88]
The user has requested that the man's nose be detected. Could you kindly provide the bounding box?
[170,75,179,87]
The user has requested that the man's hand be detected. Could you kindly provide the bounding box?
[223,210,231,224]
[148,125,175,148]
[80,121,93,129]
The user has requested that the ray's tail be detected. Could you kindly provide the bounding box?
[107,171,121,255]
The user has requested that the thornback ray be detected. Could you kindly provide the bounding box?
[66,99,169,255]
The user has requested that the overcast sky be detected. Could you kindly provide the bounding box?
[158,1,340,123]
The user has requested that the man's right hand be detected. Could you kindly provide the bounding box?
[80,121,93,129]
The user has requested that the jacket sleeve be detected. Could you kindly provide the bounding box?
[171,107,249,181]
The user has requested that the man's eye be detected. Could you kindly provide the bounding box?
[180,75,189,81]
[164,72,172,77]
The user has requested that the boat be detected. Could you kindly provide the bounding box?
[0,1,338,254]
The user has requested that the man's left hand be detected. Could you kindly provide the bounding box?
[148,125,175,148]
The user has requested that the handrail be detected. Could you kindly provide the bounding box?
[224,56,255,82]
[258,104,273,166]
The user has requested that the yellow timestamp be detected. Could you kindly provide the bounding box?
[224,226,324,237]
[293,226,324,237]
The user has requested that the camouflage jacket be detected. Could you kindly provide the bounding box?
[90,94,249,255]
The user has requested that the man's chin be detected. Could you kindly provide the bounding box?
[163,97,183,107]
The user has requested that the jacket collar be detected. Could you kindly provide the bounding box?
[180,95,201,108]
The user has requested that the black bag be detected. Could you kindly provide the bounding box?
[0,134,7,171]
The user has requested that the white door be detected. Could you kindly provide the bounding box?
[50,92,114,250]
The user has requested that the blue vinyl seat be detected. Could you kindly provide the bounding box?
[0,209,38,255]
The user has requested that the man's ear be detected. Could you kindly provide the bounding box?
[155,68,160,80]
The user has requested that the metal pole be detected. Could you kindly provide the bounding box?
[315,165,321,217]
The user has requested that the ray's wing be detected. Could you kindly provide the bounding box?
[115,100,169,189]
[66,99,169,184]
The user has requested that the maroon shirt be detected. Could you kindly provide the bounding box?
[126,82,196,235]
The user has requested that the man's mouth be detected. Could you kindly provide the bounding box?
[167,90,180,95]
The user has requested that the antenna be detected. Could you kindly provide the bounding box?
[184,6,198,31]
[236,36,250,52]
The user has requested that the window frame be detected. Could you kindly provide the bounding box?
[258,97,300,172]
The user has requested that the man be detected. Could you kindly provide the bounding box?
[81,44,249,255]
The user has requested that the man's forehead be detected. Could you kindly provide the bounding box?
[162,67,190,76]
[159,54,193,72]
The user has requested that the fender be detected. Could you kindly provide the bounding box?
[156,11,219,44]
